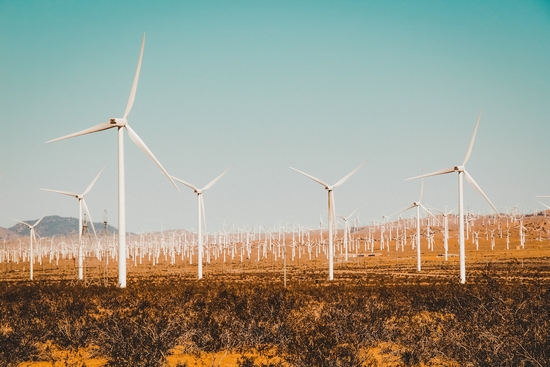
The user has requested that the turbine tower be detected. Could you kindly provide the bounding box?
[290,160,367,280]
[41,166,104,280]
[406,112,498,284]
[46,34,178,288]
[103,210,108,236]
[170,166,232,280]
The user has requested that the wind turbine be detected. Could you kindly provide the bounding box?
[170,166,233,280]
[430,206,454,261]
[46,34,178,288]
[389,179,438,272]
[10,213,48,280]
[290,160,367,280]
[337,209,357,262]
[41,166,105,280]
[406,112,498,284]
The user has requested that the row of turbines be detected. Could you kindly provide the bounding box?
[3,208,547,284]
[7,34,549,288]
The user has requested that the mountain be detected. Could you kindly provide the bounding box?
[0,227,18,240]
[7,215,118,238]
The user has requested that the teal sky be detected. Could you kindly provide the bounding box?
[1,1,549,232]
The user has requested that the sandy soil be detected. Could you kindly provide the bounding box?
[4,214,549,366]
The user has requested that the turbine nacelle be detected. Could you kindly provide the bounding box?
[454,165,465,172]
[110,118,127,127]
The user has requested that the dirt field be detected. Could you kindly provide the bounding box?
[1,214,549,367]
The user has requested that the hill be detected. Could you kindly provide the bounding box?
[0,227,18,240]
[7,215,118,238]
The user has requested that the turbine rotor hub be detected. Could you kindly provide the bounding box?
[110,118,126,127]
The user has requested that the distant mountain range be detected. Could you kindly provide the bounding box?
[5,215,118,238]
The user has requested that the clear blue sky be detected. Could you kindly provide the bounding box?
[1,1,549,233]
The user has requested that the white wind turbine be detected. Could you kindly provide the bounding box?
[41,166,105,280]
[10,213,48,280]
[337,209,357,262]
[406,112,498,284]
[389,179,438,272]
[46,34,178,288]
[431,206,454,261]
[290,160,367,280]
[170,166,233,280]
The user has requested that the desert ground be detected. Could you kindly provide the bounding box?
[1,213,549,366]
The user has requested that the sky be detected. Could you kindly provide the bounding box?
[0,0,549,233]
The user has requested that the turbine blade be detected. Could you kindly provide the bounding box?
[419,178,424,202]
[41,188,78,197]
[200,195,207,235]
[82,199,97,237]
[125,124,179,191]
[46,121,114,143]
[419,203,441,225]
[462,110,481,166]
[124,33,145,119]
[202,165,233,192]
[406,167,455,181]
[83,166,106,196]
[389,204,416,218]
[347,208,357,220]
[536,196,550,198]
[33,213,49,228]
[170,175,199,192]
[289,167,328,188]
[333,160,367,187]
[536,201,550,210]
[425,203,442,214]
[10,218,31,228]
[463,170,498,214]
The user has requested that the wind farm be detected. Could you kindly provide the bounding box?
[1,1,549,366]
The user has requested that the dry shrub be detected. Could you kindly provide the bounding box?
[0,273,549,367]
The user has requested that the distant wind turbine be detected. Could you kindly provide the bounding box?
[46,34,178,288]
[389,179,438,272]
[337,209,357,262]
[290,160,367,280]
[41,166,105,280]
[10,213,48,280]
[430,206,454,261]
[170,166,233,280]
[406,112,498,284]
